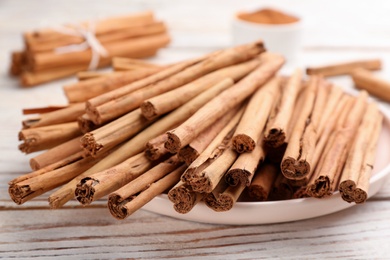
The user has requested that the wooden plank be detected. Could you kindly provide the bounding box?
[0,201,389,258]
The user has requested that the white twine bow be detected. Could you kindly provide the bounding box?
[53,21,108,70]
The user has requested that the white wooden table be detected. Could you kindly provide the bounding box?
[1,0,390,258]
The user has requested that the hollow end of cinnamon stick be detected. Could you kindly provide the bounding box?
[8,184,26,205]
[80,133,103,157]
[165,132,182,153]
[353,188,367,204]
[307,176,331,198]
[264,128,286,148]
[232,134,256,153]
[75,177,98,205]
[168,185,198,214]
[204,193,234,212]
[177,146,199,166]
[280,157,310,180]
[339,180,356,203]
[225,169,251,186]
[108,194,129,220]
[140,101,158,120]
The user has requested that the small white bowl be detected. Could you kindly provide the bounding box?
[231,8,303,65]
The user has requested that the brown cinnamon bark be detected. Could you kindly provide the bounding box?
[77,113,99,133]
[178,100,238,165]
[29,136,82,170]
[306,59,381,77]
[25,11,155,46]
[248,163,279,201]
[351,68,390,102]
[165,52,284,153]
[180,107,244,186]
[86,58,202,122]
[75,153,153,205]
[339,103,382,203]
[112,57,163,71]
[9,154,102,205]
[203,179,245,212]
[49,75,233,208]
[268,173,294,200]
[90,42,265,124]
[307,92,368,198]
[29,33,170,72]
[232,77,280,153]
[9,151,84,185]
[63,68,161,103]
[108,165,186,219]
[168,181,203,214]
[225,136,266,186]
[22,103,85,128]
[140,59,260,120]
[145,134,170,161]
[80,109,153,157]
[77,71,109,81]
[264,68,303,148]
[280,76,318,180]
[29,21,167,54]
[354,113,383,203]
[18,122,81,154]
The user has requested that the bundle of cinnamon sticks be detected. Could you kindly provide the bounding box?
[8,41,384,221]
[9,11,170,87]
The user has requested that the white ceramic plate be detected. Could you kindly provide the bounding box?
[142,106,390,225]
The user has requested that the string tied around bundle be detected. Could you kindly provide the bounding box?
[53,21,108,70]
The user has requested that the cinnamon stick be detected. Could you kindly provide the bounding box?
[86,58,201,114]
[180,106,244,186]
[247,163,279,201]
[25,11,155,46]
[49,75,233,208]
[75,153,153,205]
[268,173,294,200]
[29,33,170,72]
[18,122,81,154]
[77,113,99,133]
[145,134,170,161]
[29,136,82,170]
[165,52,284,153]
[178,101,239,165]
[280,76,318,180]
[80,109,153,157]
[351,68,390,102]
[140,58,261,120]
[354,113,383,203]
[112,57,163,71]
[22,102,85,128]
[77,71,109,81]
[307,91,368,198]
[63,67,161,103]
[232,77,280,153]
[339,103,382,203]
[204,179,245,212]
[225,136,266,187]
[90,42,265,124]
[108,165,186,219]
[306,59,381,77]
[9,154,102,205]
[264,68,303,148]
[182,120,241,193]
[168,181,203,214]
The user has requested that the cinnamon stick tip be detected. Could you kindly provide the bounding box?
[140,101,158,120]
[165,132,181,153]
[232,134,256,153]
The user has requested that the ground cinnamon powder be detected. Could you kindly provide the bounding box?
[237,8,299,25]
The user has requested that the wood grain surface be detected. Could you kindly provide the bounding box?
[1,0,390,258]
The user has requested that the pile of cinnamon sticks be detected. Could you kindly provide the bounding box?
[8,41,383,220]
[9,11,170,87]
